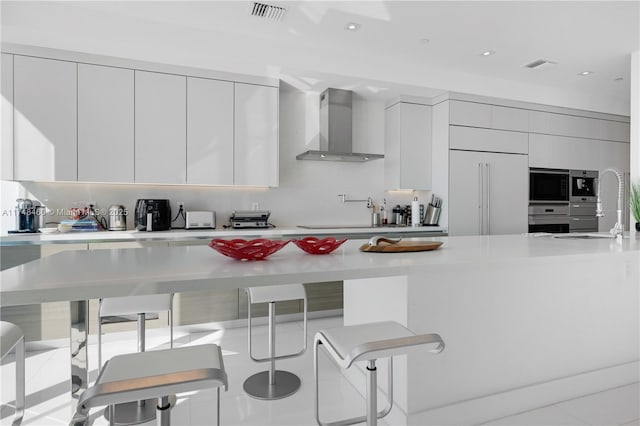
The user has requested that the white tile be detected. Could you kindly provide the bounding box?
[554,383,640,426]
[483,405,587,426]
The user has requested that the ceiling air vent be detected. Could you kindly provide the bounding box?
[250,2,287,21]
[524,59,557,69]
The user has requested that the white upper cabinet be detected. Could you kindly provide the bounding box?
[449,126,528,154]
[186,77,233,185]
[449,100,529,132]
[135,71,187,184]
[491,105,529,132]
[529,133,602,170]
[450,101,491,128]
[1,53,13,180]
[529,110,629,142]
[78,64,134,182]
[234,83,278,187]
[384,102,432,190]
[13,55,77,181]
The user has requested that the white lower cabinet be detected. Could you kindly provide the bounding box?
[13,55,77,181]
[449,150,528,236]
[78,64,134,182]
[234,83,278,186]
[135,70,187,184]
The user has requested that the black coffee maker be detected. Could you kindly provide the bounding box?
[134,199,171,231]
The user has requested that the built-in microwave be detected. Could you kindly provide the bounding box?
[529,168,569,203]
[569,170,598,203]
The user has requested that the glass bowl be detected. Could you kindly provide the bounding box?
[292,237,348,255]
[208,238,291,261]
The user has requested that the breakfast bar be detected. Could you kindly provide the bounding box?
[1,234,639,425]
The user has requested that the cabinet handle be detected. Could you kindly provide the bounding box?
[486,163,490,235]
[479,163,484,235]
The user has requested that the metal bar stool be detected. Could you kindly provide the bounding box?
[98,294,174,424]
[243,284,307,400]
[1,321,25,426]
[314,321,445,426]
[77,344,228,426]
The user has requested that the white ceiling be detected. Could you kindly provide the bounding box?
[2,1,639,114]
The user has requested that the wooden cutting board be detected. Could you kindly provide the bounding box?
[359,238,443,253]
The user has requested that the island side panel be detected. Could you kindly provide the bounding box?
[404,253,640,420]
[344,252,639,424]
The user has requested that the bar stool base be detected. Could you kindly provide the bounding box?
[103,395,176,425]
[243,370,300,400]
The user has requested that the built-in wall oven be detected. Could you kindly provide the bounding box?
[528,168,599,233]
[528,204,570,233]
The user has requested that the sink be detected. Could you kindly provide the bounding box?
[552,233,615,239]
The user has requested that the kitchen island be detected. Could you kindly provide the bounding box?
[1,234,638,424]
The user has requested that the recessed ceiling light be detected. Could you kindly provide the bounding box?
[579,71,594,76]
[345,22,361,31]
[614,77,624,82]
[481,50,495,56]
[420,38,430,44]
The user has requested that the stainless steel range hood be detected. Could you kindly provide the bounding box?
[296,88,384,162]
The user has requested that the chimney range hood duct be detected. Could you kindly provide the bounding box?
[296,88,384,162]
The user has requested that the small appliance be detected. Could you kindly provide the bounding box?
[11,198,40,233]
[108,204,127,231]
[230,210,271,229]
[529,168,569,203]
[185,211,216,229]
[134,199,171,231]
[570,169,598,203]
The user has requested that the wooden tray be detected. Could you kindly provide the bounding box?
[359,238,443,253]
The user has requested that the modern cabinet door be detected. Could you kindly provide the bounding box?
[484,151,528,235]
[234,83,278,186]
[449,150,528,236]
[1,53,13,180]
[13,55,77,181]
[78,64,134,182]
[186,77,233,185]
[384,102,432,190]
[449,150,485,236]
[135,71,186,184]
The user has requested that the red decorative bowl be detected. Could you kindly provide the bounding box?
[293,237,348,255]
[209,238,291,261]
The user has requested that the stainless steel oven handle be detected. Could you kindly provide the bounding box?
[486,163,490,235]
[479,163,483,235]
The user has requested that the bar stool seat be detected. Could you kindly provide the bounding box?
[77,344,228,426]
[244,284,307,400]
[98,294,174,425]
[1,321,25,426]
[314,321,444,426]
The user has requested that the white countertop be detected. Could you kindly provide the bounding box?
[1,233,637,306]
[0,225,447,245]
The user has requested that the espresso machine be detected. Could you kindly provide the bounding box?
[11,198,43,233]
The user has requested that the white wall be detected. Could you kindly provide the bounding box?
[0,83,427,234]
[631,50,640,235]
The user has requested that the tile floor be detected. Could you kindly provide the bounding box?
[1,316,638,426]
